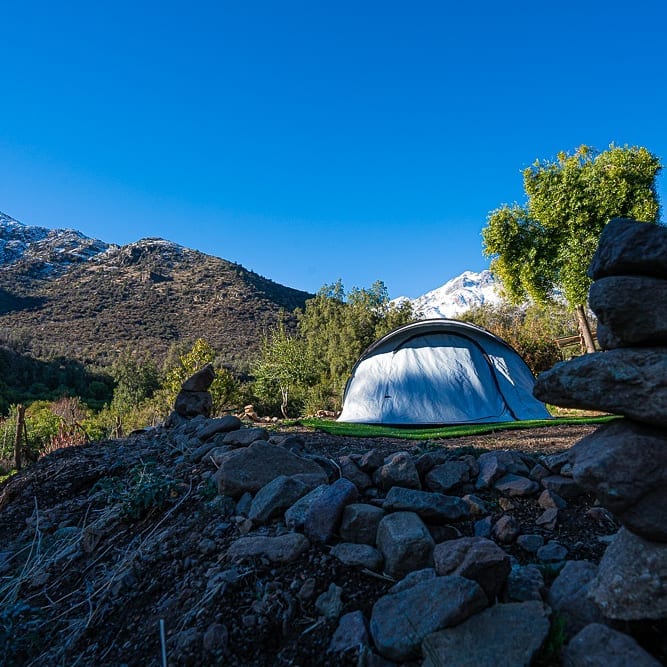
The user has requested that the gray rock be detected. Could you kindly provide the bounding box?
[214,441,327,498]
[433,536,511,603]
[248,475,308,524]
[415,450,451,476]
[358,448,385,472]
[202,622,229,653]
[304,478,359,544]
[222,427,269,447]
[315,583,344,620]
[533,348,667,427]
[339,455,373,491]
[331,543,383,571]
[563,622,662,667]
[339,503,385,545]
[588,527,667,620]
[494,473,540,497]
[422,600,551,667]
[539,488,567,509]
[329,610,369,654]
[382,486,471,522]
[370,575,487,662]
[590,275,667,348]
[504,564,545,602]
[226,533,310,563]
[474,516,493,538]
[548,560,603,638]
[541,475,584,499]
[569,419,667,541]
[588,217,667,281]
[195,415,242,441]
[284,485,328,530]
[462,493,488,517]
[181,363,216,391]
[529,463,551,482]
[536,507,559,530]
[541,451,572,474]
[537,540,568,562]
[388,568,437,594]
[373,451,421,490]
[517,534,544,553]
[174,390,212,417]
[376,511,435,579]
[424,461,470,493]
[476,450,529,489]
[492,515,521,544]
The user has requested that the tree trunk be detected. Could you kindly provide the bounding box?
[280,388,289,419]
[575,304,596,354]
[14,404,25,471]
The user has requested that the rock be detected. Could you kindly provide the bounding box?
[315,583,344,620]
[541,475,584,499]
[590,276,667,348]
[424,461,470,493]
[304,478,359,544]
[339,456,373,491]
[331,543,383,571]
[494,473,539,497]
[373,451,421,490]
[541,451,571,474]
[588,527,667,620]
[329,610,369,654]
[415,450,451,477]
[474,516,492,538]
[369,575,487,662]
[476,450,529,489]
[569,419,667,541]
[358,449,385,473]
[202,622,229,653]
[376,511,435,579]
[195,415,242,441]
[388,568,437,594]
[433,537,511,603]
[426,523,462,543]
[214,441,327,498]
[517,534,544,553]
[537,540,568,562]
[548,560,603,638]
[226,533,310,564]
[588,217,667,281]
[284,485,328,530]
[462,494,488,517]
[339,503,385,545]
[504,564,545,602]
[538,488,567,510]
[174,390,212,417]
[382,486,471,522]
[563,623,662,667]
[421,600,551,667]
[536,507,559,530]
[533,348,667,428]
[492,515,520,544]
[529,463,551,482]
[222,427,269,447]
[181,363,216,391]
[248,476,308,524]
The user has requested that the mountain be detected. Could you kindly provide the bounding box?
[0,212,312,368]
[395,269,504,319]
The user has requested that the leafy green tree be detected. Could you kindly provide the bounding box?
[110,350,159,413]
[482,144,661,352]
[253,318,315,418]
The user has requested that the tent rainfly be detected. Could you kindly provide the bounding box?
[337,319,550,425]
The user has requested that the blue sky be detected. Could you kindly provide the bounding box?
[1,1,666,298]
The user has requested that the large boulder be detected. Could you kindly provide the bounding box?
[533,348,667,427]
[589,276,667,348]
[421,600,551,667]
[569,419,667,541]
[369,575,487,662]
[587,528,667,621]
[588,217,667,281]
[214,441,328,497]
[376,511,435,579]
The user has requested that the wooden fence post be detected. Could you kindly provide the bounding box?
[14,404,26,471]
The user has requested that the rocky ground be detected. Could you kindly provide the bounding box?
[0,419,659,666]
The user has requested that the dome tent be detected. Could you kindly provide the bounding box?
[338,319,550,425]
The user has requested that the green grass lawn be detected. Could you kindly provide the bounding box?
[299,415,617,440]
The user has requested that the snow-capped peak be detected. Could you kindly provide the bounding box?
[396,270,503,319]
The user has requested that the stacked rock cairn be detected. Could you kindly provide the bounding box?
[534,217,667,664]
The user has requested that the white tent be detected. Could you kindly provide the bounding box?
[338,319,550,425]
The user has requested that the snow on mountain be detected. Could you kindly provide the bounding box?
[0,211,111,275]
[396,270,504,319]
